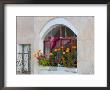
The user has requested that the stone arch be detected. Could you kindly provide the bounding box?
[40,17,78,39]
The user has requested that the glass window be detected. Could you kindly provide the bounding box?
[44,24,77,67]
[16,44,31,74]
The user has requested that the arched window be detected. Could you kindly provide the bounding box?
[44,24,77,67]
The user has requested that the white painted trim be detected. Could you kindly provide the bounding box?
[40,17,78,40]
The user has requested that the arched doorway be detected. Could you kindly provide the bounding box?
[43,24,77,67]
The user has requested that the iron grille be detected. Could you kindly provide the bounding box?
[16,44,31,74]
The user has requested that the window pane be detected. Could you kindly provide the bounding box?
[24,45,30,53]
[17,44,22,53]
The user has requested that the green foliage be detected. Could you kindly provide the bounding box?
[64,52,74,67]
[36,47,77,67]
[73,49,77,60]
[38,59,50,66]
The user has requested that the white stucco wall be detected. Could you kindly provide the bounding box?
[17,16,94,74]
